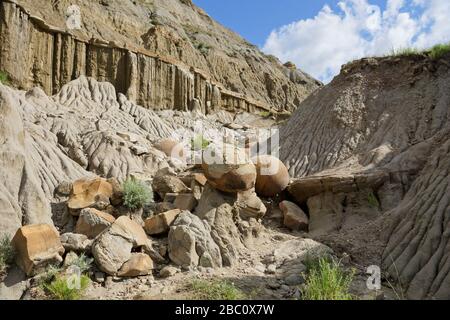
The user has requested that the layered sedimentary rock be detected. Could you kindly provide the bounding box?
[281,54,450,299]
[0,0,320,114]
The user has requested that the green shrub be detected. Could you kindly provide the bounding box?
[190,135,210,151]
[301,257,355,300]
[45,274,90,300]
[0,71,9,85]
[190,280,247,300]
[428,43,450,60]
[259,111,272,118]
[0,235,15,270]
[67,253,94,274]
[37,265,64,288]
[196,42,211,55]
[122,178,153,210]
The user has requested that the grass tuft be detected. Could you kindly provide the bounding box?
[428,43,450,60]
[44,274,90,300]
[122,178,153,210]
[0,71,9,85]
[389,47,420,57]
[301,257,355,300]
[190,279,247,300]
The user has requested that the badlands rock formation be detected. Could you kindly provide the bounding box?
[0,0,320,113]
[281,54,450,299]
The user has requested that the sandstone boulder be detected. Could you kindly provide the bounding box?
[12,224,65,276]
[117,253,154,277]
[202,144,256,193]
[279,201,309,231]
[173,193,198,211]
[91,231,133,275]
[67,178,113,212]
[75,208,116,239]
[168,211,222,268]
[144,209,181,235]
[159,265,179,278]
[235,190,267,219]
[60,233,92,252]
[152,169,189,199]
[109,216,151,250]
[92,216,156,275]
[252,155,290,197]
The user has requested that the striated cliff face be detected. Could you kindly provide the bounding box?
[0,0,321,113]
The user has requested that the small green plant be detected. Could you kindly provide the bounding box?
[68,253,94,274]
[301,257,355,300]
[196,42,211,55]
[44,274,90,300]
[190,135,210,151]
[0,235,15,270]
[259,111,272,118]
[367,191,380,208]
[190,279,247,300]
[428,43,450,60]
[0,71,9,85]
[122,178,153,210]
[37,265,64,288]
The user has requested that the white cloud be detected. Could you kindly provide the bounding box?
[263,0,450,83]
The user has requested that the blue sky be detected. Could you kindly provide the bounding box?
[193,0,450,83]
[193,0,386,46]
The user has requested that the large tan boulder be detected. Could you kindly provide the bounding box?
[252,155,290,197]
[168,211,222,268]
[12,224,65,276]
[202,144,257,193]
[117,253,154,277]
[68,178,113,212]
[109,216,150,249]
[92,216,153,275]
[75,208,115,239]
[144,209,181,235]
[279,201,309,231]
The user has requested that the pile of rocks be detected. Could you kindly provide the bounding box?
[9,143,306,284]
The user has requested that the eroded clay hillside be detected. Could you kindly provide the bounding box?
[0,0,320,113]
[281,54,450,299]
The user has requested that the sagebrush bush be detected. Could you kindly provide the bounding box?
[122,178,153,210]
[190,280,247,300]
[45,274,90,300]
[0,235,15,270]
[301,257,355,300]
